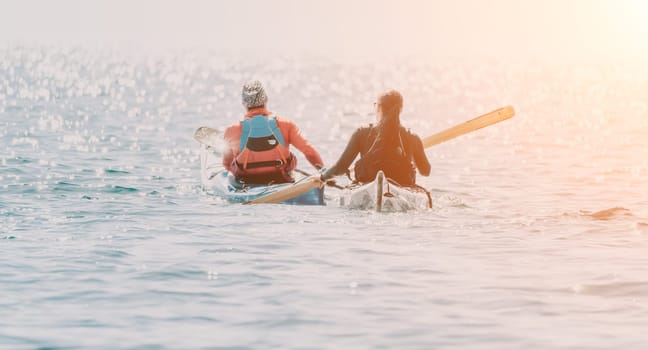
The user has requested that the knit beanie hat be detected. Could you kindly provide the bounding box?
[242,80,268,109]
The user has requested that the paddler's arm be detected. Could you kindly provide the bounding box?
[222,149,234,171]
[221,125,238,172]
[411,135,431,176]
[283,119,324,170]
[321,128,363,180]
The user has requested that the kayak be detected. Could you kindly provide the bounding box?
[200,146,324,205]
[203,170,324,205]
[339,171,432,212]
[199,145,422,209]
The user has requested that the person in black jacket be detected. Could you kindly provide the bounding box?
[321,90,430,186]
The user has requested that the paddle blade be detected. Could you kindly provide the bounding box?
[194,126,222,148]
[244,177,323,204]
[422,106,515,148]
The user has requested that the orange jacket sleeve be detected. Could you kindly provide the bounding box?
[222,123,241,171]
[278,118,323,169]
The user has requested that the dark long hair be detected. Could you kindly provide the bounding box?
[354,90,415,185]
[375,90,404,148]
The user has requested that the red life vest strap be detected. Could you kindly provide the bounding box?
[235,154,293,170]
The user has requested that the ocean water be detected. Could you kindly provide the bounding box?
[1,46,648,349]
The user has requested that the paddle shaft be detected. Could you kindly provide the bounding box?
[244,177,323,204]
[294,169,344,189]
[422,106,515,148]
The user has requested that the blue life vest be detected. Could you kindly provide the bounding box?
[239,115,286,153]
[232,115,294,184]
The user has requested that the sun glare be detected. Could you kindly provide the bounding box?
[603,0,648,54]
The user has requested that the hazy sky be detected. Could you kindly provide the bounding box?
[1,0,647,60]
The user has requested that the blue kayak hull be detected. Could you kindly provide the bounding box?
[205,170,324,205]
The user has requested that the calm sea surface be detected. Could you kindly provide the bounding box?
[1,47,648,349]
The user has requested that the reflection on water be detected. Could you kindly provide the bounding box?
[1,46,648,349]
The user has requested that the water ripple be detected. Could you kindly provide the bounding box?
[2,46,648,349]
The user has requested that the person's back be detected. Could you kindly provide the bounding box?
[353,125,421,186]
[321,90,430,186]
[222,80,323,184]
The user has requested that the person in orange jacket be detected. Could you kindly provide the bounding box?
[222,80,324,184]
